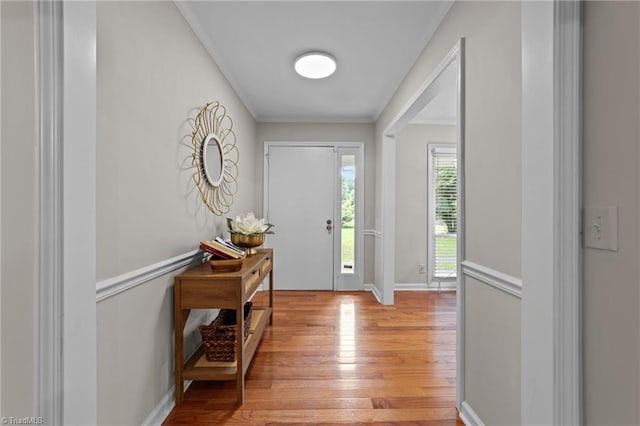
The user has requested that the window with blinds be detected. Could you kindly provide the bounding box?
[428,145,457,285]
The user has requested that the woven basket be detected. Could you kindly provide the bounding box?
[199,302,252,362]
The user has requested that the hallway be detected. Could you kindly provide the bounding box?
[164,291,462,425]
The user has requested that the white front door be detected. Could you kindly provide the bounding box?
[266,146,335,290]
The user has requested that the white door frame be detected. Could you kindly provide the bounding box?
[521,1,582,424]
[380,39,465,407]
[35,1,97,424]
[263,141,365,291]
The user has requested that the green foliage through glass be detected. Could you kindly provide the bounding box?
[435,164,457,233]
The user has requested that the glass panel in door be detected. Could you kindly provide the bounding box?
[340,155,355,274]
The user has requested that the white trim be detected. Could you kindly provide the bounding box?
[384,43,462,136]
[522,2,582,424]
[461,261,522,299]
[141,381,193,426]
[553,2,583,423]
[381,137,395,306]
[455,40,466,413]
[459,401,485,426]
[141,387,175,426]
[263,141,363,149]
[364,283,382,304]
[380,39,465,408]
[258,115,374,124]
[430,282,457,291]
[395,283,429,291]
[394,282,456,291]
[35,1,64,422]
[61,2,98,423]
[96,251,205,303]
[363,229,382,238]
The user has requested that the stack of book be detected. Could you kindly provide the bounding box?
[199,238,246,260]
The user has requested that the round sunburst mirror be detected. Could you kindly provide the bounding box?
[190,101,239,215]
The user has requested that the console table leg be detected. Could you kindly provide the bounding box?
[175,379,183,405]
[236,374,245,403]
[269,269,274,325]
[174,289,184,405]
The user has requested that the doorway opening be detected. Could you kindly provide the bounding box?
[380,39,465,409]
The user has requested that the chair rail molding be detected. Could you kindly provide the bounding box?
[363,229,382,238]
[522,0,582,424]
[96,251,205,302]
[461,261,522,299]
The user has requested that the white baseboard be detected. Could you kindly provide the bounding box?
[368,282,456,294]
[364,283,382,303]
[459,400,485,426]
[394,282,456,291]
[141,380,192,426]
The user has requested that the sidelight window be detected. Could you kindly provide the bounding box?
[340,155,356,274]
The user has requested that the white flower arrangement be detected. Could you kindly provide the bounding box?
[227,212,274,235]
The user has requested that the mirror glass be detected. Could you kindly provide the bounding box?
[202,134,224,187]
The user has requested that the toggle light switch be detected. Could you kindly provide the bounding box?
[583,206,618,251]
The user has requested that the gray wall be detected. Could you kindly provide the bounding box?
[96,2,257,424]
[395,124,455,284]
[0,1,35,417]
[376,2,522,424]
[465,277,521,422]
[97,2,257,280]
[583,2,640,424]
[256,122,376,284]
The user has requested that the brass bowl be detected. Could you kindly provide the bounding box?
[230,232,264,255]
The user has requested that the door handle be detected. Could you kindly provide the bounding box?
[326,219,332,232]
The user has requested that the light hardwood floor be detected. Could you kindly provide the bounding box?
[164,290,463,425]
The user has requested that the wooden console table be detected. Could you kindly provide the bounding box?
[173,249,273,404]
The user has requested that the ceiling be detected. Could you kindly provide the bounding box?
[177,1,453,123]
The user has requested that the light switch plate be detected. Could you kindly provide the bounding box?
[583,206,618,251]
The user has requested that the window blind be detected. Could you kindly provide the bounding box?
[430,147,457,281]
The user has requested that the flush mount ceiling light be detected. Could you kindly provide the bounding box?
[294,52,337,79]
